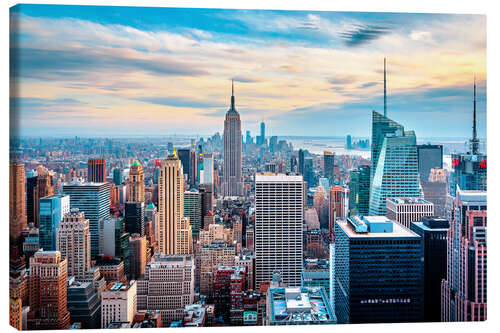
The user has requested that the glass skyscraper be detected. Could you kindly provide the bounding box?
[63,181,111,257]
[38,194,70,251]
[369,113,420,216]
[348,165,370,217]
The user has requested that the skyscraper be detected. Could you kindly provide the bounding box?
[125,201,145,236]
[223,80,243,197]
[63,180,111,257]
[329,186,347,239]
[348,165,370,217]
[201,153,214,185]
[10,163,27,241]
[88,158,106,183]
[184,190,202,237]
[33,170,54,228]
[113,168,124,185]
[323,151,335,184]
[441,188,487,321]
[128,234,147,280]
[449,80,487,194]
[39,194,70,251]
[298,149,305,175]
[101,281,137,328]
[385,198,434,229]
[417,144,443,182]
[128,160,145,202]
[304,157,314,188]
[369,112,420,216]
[259,121,265,146]
[28,251,71,330]
[346,135,352,150]
[56,208,91,279]
[177,148,191,182]
[410,216,449,322]
[255,174,304,287]
[158,151,188,254]
[334,216,423,324]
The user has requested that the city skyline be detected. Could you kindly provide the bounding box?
[10,5,486,138]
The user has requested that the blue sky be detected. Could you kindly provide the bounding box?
[10,4,486,138]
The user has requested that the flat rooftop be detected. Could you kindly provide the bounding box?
[339,217,420,239]
[255,173,303,182]
[459,190,487,204]
[387,197,432,205]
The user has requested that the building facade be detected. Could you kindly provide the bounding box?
[39,194,70,251]
[88,158,106,183]
[101,281,137,328]
[385,197,434,229]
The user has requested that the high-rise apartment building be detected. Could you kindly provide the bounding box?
[385,198,434,229]
[410,216,449,322]
[56,208,91,279]
[128,160,145,202]
[441,188,487,321]
[334,216,423,324]
[369,112,420,216]
[417,144,443,182]
[348,165,370,217]
[223,81,243,197]
[88,158,106,183]
[39,194,70,251]
[255,174,304,287]
[184,190,202,237]
[137,254,195,325]
[101,281,137,328]
[63,180,111,257]
[28,251,71,330]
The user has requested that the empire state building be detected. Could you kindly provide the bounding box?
[223,80,243,197]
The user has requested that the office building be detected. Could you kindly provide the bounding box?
[177,149,191,182]
[125,201,145,236]
[56,209,91,279]
[137,254,195,325]
[304,157,314,188]
[298,149,305,175]
[334,216,423,324]
[128,160,145,202]
[417,144,443,181]
[369,112,420,216]
[113,168,124,186]
[26,175,38,225]
[129,234,147,280]
[302,259,330,299]
[411,216,449,322]
[323,151,335,184]
[421,168,448,217]
[255,174,304,287]
[95,256,126,284]
[346,135,352,150]
[441,188,487,321]
[33,170,55,228]
[39,194,70,251]
[449,80,487,194]
[199,183,214,222]
[28,251,71,330]
[63,181,111,257]
[348,165,370,217]
[88,158,106,183]
[184,190,202,237]
[101,281,137,328]
[199,240,236,295]
[266,287,336,325]
[10,162,27,240]
[223,81,243,197]
[386,198,434,229]
[201,153,214,185]
[10,297,22,330]
[67,278,101,329]
[158,151,190,254]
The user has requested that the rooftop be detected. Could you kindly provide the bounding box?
[105,281,135,292]
[255,173,303,182]
[387,197,432,205]
[339,216,420,239]
[268,287,336,325]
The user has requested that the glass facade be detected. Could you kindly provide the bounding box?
[39,195,69,251]
[348,165,370,217]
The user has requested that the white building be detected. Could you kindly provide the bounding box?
[99,216,122,256]
[137,254,195,325]
[56,208,91,279]
[255,173,304,287]
[201,153,214,185]
[385,197,434,229]
[101,281,137,328]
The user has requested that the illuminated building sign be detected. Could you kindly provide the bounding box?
[479,160,487,169]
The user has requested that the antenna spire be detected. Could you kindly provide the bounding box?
[471,76,479,155]
[230,79,236,111]
[384,57,387,117]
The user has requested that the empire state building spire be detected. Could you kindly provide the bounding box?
[230,79,236,112]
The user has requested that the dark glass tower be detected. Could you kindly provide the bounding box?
[417,144,443,181]
[348,165,370,217]
[410,216,449,322]
[124,201,145,236]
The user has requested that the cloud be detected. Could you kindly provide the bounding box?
[358,82,378,89]
[327,75,358,85]
[338,24,390,47]
[134,96,224,109]
[233,75,263,83]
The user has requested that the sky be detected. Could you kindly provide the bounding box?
[9,4,486,139]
